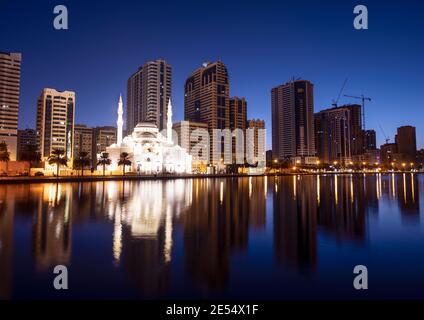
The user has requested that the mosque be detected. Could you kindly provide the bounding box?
[103,95,192,174]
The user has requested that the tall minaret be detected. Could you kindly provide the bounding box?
[117,94,123,146]
[167,99,173,143]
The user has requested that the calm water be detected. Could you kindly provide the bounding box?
[1,174,424,300]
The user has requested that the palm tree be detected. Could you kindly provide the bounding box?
[73,151,91,177]
[118,152,131,176]
[20,145,41,172]
[48,149,68,178]
[97,152,111,176]
[0,142,10,175]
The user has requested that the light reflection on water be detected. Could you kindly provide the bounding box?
[0,174,423,299]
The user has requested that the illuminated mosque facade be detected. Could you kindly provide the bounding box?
[104,95,192,174]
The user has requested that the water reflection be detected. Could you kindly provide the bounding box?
[0,174,422,299]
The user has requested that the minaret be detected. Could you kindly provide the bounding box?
[117,94,123,146]
[167,98,173,143]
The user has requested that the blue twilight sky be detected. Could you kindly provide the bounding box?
[1,0,423,149]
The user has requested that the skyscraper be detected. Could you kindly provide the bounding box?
[36,88,75,160]
[0,52,22,160]
[315,107,351,165]
[339,104,363,157]
[271,79,316,164]
[247,119,266,164]
[127,59,171,132]
[184,61,230,164]
[395,125,417,162]
[229,97,247,131]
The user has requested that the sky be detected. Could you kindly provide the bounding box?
[1,0,424,149]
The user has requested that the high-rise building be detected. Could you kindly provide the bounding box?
[17,128,37,160]
[271,80,316,164]
[127,59,172,133]
[184,61,230,164]
[0,52,22,160]
[364,129,377,150]
[73,124,93,163]
[339,104,363,157]
[92,126,116,163]
[173,120,209,170]
[229,97,247,131]
[314,107,351,165]
[229,97,247,163]
[36,88,75,160]
[395,125,416,162]
[247,119,266,163]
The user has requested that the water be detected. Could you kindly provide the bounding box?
[1,174,423,300]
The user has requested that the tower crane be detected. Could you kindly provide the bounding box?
[344,94,371,131]
[379,124,390,144]
[332,78,348,108]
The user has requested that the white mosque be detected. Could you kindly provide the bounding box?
[102,95,192,174]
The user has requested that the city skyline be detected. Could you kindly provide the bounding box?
[1,1,423,149]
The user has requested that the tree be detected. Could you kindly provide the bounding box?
[48,149,68,178]
[97,152,111,176]
[0,142,10,175]
[118,152,131,176]
[20,144,41,172]
[73,151,91,177]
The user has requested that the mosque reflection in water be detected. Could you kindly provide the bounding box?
[0,173,422,299]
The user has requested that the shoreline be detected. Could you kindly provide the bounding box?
[0,171,422,184]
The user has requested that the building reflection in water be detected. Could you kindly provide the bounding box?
[33,183,72,271]
[397,173,420,219]
[0,173,421,298]
[273,175,317,271]
[0,186,15,299]
[182,177,266,292]
[105,179,193,298]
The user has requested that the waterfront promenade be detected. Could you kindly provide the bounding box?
[0,170,422,184]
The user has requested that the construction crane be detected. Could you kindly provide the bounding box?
[379,124,390,144]
[332,78,348,108]
[344,94,371,131]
